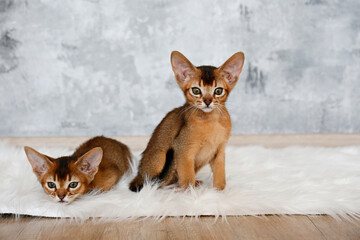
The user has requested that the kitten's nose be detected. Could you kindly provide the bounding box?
[204,99,212,106]
[58,194,65,200]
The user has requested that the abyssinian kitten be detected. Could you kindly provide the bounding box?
[24,136,132,204]
[129,51,245,192]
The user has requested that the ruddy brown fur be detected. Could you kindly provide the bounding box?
[24,136,132,203]
[130,51,244,191]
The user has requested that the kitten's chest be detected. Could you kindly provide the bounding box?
[194,119,229,143]
[190,115,231,167]
[190,112,231,139]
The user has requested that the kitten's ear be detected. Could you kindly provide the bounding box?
[75,147,103,179]
[171,51,197,87]
[24,146,53,178]
[219,52,245,87]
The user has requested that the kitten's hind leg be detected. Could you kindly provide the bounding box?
[90,169,121,192]
[158,162,178,188]
[101,175,120,192]
[129,107,185,192]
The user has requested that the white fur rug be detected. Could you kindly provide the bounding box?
[0,141,359,220]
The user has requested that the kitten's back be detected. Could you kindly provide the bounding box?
[74,136,132,191]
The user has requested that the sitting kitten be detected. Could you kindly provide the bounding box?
[129,51,244,192]
[24,136,132,204]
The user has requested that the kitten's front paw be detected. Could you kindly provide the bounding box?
[214,182,226,191]
[214,181,226,191]
[177,180,202,189]
[129,176,144,192]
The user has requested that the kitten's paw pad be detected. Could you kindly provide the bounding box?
[129,176,144,192]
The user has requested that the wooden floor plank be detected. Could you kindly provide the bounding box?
[308,215,360,240]
[0,216,26,240]
[227,215,325,240]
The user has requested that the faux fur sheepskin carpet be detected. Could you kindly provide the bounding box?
[0,141,359,220]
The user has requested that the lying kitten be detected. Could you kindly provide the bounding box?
[130,51,244,192]
[24,136,132,204]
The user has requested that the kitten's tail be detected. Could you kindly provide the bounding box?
[129,148,175,192]
[129,175,144,192]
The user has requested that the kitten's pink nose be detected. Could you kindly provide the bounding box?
[58,194,65,200]
[204,99,212,106]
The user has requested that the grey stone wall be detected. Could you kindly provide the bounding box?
[0,0,359,136]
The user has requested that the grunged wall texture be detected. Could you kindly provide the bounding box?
[0,0,359,136]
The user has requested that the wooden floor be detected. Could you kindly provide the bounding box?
[1,215,359,240]
[1,134,360,240]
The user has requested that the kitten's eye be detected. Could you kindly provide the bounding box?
[68,182,78,188]
[192,87,201,95]
[47,182,56,189]
[214,88,223,95]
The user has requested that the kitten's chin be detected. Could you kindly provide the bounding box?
[55,198,71,204]
[201,107,214,113]
[54,196,75,204]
